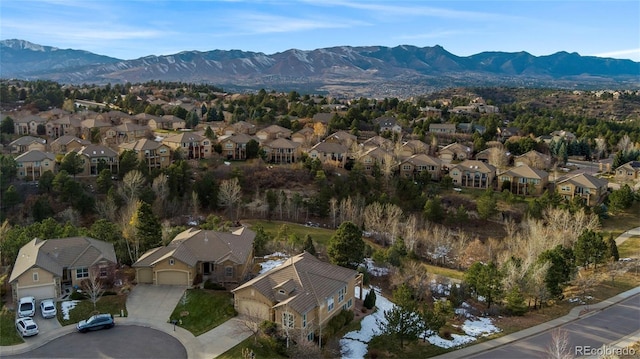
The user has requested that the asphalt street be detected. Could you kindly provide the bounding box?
[470,294,640,358]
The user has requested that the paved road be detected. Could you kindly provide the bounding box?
[6,325,187,359]
[469,294,640,358]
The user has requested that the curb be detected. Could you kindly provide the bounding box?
[433,286,640,359]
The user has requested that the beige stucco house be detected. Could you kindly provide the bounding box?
[218,133,255,161]
[232,252,362,342]
[262,138,301,164]
[133,227,255,286]
[9,237,117,303]
[256,125,292,143]
[15,150,57,180]
[555,173,608,206]
[399,154,443,181]
[449,160,496,189]
[307,142,349,167]
[76,144,119,176]
[497,164,549,196]
[163,132,212,159]
[514,150,552,170]
[615,161,640,184]
[439,142,472,164]
[49,135,90,154]
[119,139,171,171]
[8,136,47,154]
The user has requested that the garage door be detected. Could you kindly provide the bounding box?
[137,268,153,284]
[18,284,56,301]
[156,271,189,286]
[237,300,270,321]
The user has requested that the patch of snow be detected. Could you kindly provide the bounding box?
[340,287,393,358]
[477,295,486,302]
[61,300,79,320]
[154,136,164,142]
[426,333,476,348]
[461,317,501,337]
[362,258,389,277]
[259,252,290,274]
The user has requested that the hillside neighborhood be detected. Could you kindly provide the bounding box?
[1,81,639,358]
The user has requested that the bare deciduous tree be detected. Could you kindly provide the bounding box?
[119,169,145,205]
[82,268,105,312]
[546,328,573,359]
[219,178,242,221]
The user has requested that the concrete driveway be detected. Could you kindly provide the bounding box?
[126,285,187,322]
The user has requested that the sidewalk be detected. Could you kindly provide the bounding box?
[434,286,640,359]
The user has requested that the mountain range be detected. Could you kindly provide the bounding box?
[1,39,638,97]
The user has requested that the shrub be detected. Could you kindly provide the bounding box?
[364,289,377,309]
[103,290,117,296]
[69,290,87,300]
[260,320,278,336]
[357,266,371,286]
[193,273,203,286]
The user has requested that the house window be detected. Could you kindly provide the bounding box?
[561,186,571,192]
[225,266,234,277]
[302,313,307,328]
[33,272,39,282]
[338,286,346,302]
[99,267,108,277]
[327,297,334,312]
[282,312,294,329]
[76,267,89,279]
[307,332,314,341]
[348,298,353,308]
[169,259,175,266]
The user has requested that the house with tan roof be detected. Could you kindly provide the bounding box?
[232,252,362,341]
[555,173,608,206]
[148,115,186,130]
[119,139,171,171]
[46,116,81,138]
[399,154,443,181]
[218,133,256,160]
[400,140,429,158]
[358,147,395,174]
[80,118,112,142]
[8,136,46,154]
[224,121,256,135]
[49,136,90,154]
[13,115,46,136]
[514,150,552,170]
[615,161,640,184]
[262,138,301,164]
[312,112,333,124]
[449,160,496,189]
[163,132,212,159]
[133,227,255,286]
[374,116,402,133]
[307,142,348,167]
[291,127,316,148]
[15,150,57,179]
[9,237,117,302]
[497,164,549,195]
[361,135,394,151]
[438,142,472,164]
[325,131,357,149]
[256,125,292,143]
[429,123,456,134]
[106,123,149,144]
[76,144,119,176]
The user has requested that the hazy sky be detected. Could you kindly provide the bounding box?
[1,0,638,61]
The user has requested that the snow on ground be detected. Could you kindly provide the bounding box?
[61,300,79,320]
[340,289,501,358]
[258,252,289,274]
[362,258,389,277]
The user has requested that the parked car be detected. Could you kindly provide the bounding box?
[39,299,57,319]
[16,317,39,337]
[17,296,36,317]
[76,314,115,333]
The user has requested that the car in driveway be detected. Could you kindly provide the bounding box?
[40,299,57,319]
[16,317,39,337]
[77,313,115,333]
[18,296,36,317]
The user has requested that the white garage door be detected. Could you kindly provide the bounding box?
[156,271,189,286]
[18,284,56,301]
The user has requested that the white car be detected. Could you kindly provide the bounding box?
[40,299,57,319]
[16,317,39,337]
[17,296,36,317]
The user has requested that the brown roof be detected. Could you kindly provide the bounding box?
[233,252,357,314]
[264,138,301,149]
[119,138,164,151]
[498,164,548,179]
[402,153,442,167]
[9,237,117,283]
[50,135,90,147]
[15,150,56,162]
[556,173,608,189]
[452,160,496,174]
[133,227,255,268]
[310,141,348,154]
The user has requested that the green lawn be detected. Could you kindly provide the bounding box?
[601,201,640,233]
[423,263,465,281]
[58,294,128,326]
[218,336,287,359]
[0,306,23,346]
[170,289,236,336]
[243,219,336,247]
[618,236,640,258]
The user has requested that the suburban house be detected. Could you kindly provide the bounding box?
[15,150,57,179]
[358,147,394,174]
[498,127,521,141]
[262,138,301,164]
[449,160,496,189]
[324,131,357,149]
[361,136,394,152]
[474,147,511,169]
[514,150,552,170]
[8,136,47,154]
[46,116,82,138]
[438,143,472,164]
[555,173,609,206]
[615,161,640,184]
[106,123,148,144]
[218,133,255,160]
[375,116,402,133]
[312,112,333,124]
[148,115,186,130]
[163,132,212,159]
[48,135,89,154]
[232,252,362,342]
[399,154,443,181]
[132,113,159,127]
[291,127,316,148]
[118,139,171,171]
[76,145,119,176]
[80,118,112,141]
[307,142,349,167]
[133,227,255,286]
[256,125,292,143]
[429,123,456,134]
[13,115,46,136]
[9,237,117,302]
[497,164,549,195]
[399,140,429,158]
[224,120,256,135]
